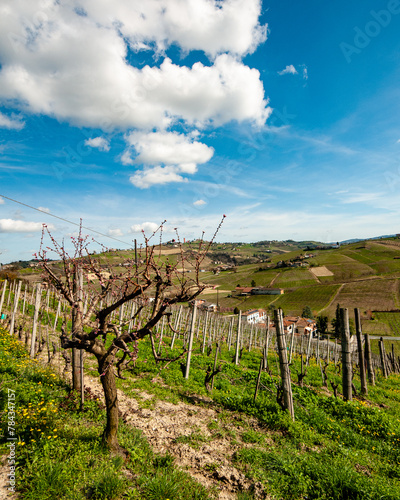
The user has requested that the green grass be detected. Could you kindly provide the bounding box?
[272,284,341,315]
[274,268,317,287]
[0,329,214,500]
[375,312,400,335]
[325,279,399,317]
[124,335,400,500]
[3,321,400,500]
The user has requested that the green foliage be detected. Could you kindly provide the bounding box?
[3,321,400,500]
[316,315,328,334]
[89,469,127,500]
[141,469,210,500]
[0,329,213,500]
[302,305,314,319]
[241,429,265,443]
[174,431,210,449]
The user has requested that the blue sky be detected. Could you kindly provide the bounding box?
[1,0,400,262]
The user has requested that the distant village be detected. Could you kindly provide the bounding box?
[192,284,317,337]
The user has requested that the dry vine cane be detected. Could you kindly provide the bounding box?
[37,217,225,451]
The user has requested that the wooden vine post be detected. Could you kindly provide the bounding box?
[234,310,242,365]
[0,279,7,319]
[254,356,264,402]
[354,308,367,395]
[305,329,313,366]
[211,342,220,390]
[9,280,22,335]
[170,305,182,349]
[30,284,42,358]
[340,308,352,401]
[364,333,375,386]
[184,303,197,379]
[201,310,209,354]
[288,326,295,364]
[78,270,85,408]
[378,337,388,378]
[263,317,270,370]
[71,268,83,392]
[274,308,294,420]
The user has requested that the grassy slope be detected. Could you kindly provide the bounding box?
[16,238,400,334]
[0,329,213,500]
[2,330,400,499]
[201,239,400,335]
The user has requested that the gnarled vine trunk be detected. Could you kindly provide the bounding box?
[97,353,119,451]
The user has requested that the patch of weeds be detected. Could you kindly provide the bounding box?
[207,420,219,431]
[141,472,179,500]
[204,462,219,473]
[237,492,256,500]
[89,468,127,500]
[153,452,175,470]
[175,431,210,449]
[241,429,264,444]
[59,386,105,422]
[141,469,212,500]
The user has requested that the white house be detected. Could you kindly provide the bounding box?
[242,309,266,324]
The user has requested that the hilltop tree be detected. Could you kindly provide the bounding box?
[38,219,224,452]
[316,315,328,335]
[302,305,314,319]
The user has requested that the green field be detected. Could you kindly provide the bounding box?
[9,237,400,334]
[274,268,317,289]
[374,312,400,336]
[272,284,341,316]
[201,239,400,333]
[323,278,399,317]
[3,326,400,500]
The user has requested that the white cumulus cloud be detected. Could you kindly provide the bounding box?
[85,137,110,152]
[130,222,160,234]
[0,2,270,131]
[125,131,214,188]
[278,65,298,76]
[0,112,24,130]
[124,130,213,167]
[0,219,54,233]
[71,0,267,58]
[37,206,50,213]
[194,199,206,206]
[130,166,188,189]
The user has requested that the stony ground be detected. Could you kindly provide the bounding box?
[82,373,266,499]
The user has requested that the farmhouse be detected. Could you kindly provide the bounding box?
[234,286,284,296]
[251,287,284,295]
[234,286,256,296]
[191,299,218,312]
[269,316,317,336]
[242,309,266,324]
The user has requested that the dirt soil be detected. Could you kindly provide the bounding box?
[81,373,266,499]
[310,266,334,277]
[0,457,18,500]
